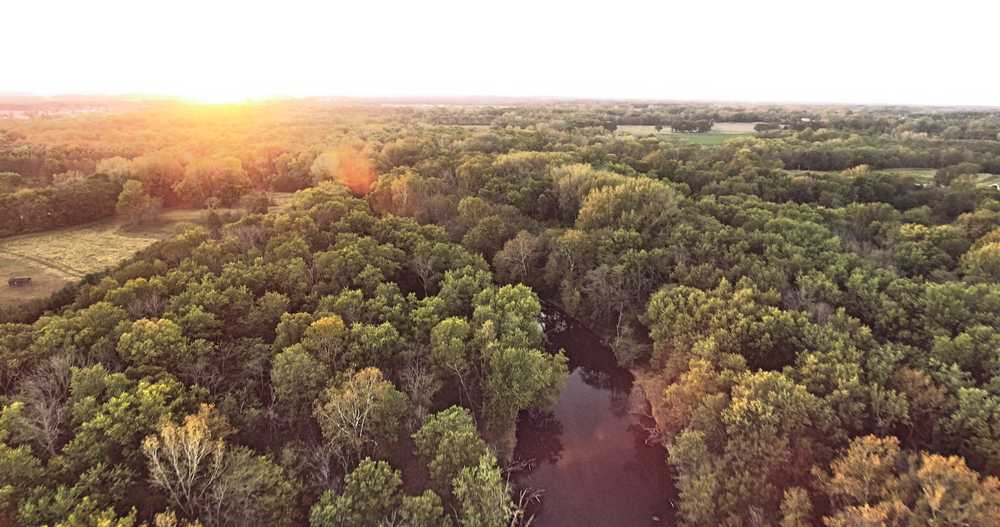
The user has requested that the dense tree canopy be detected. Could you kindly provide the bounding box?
[2,99,999,525]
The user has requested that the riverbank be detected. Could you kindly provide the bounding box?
[514,306,675,526]
[540,300,673,448]
[631,368,672,445]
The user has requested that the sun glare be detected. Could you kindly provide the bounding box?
[184,91,252,105]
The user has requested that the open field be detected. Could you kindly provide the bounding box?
[664,132,746,145]
[712,122,760,133]
[0,193,293,307]
[880,168,937,182]
[619,122,755,144]
[1,222,171,278]
[0,254,72,307]
[0,215,191,307]
[978,173,1000,187]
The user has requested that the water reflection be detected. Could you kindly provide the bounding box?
[515,409,564,467]
[514,311,675,527]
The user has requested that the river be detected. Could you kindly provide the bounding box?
[513,310,675,526]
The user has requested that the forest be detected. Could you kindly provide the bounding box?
[1,98,1000,526]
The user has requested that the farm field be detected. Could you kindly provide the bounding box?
[0,193,293,307]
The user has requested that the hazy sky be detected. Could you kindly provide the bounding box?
[5,1,999,105]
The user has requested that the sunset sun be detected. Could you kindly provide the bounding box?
[183,90,253,105]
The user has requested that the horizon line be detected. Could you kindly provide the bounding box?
[1,91,999,110]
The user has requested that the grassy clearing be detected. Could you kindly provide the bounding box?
[0,254,71,307]
[713,122,760,133]
[1,222,170,278]
[619,123,753,145]
[978,173,1000,187]
[664,133,746,145]
[0,192,293,307]
[879,168,937,182]
[617,125,662,136]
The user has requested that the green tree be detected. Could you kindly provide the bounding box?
[273,312,315,351]
[116,318,194,375]
[481,346,566,455]
[472,284,545,351]
[309,458,448,527]
[452,453,516,527]
[944,388,1000,474]
[413,406,489,497]
[346,322,401,370]
[60,375,187,476]
[430,317,474,403]
[439,266,494,317]
[399,490,451,527]
[271,345,329,420]
[309,458,400,527]
[0,425,44,514]
[471,285,567,453]
[300,316,348,369]
[576,178,678,233]
[116,179,162,226]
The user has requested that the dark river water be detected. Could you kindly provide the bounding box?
[513,311,675,527]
